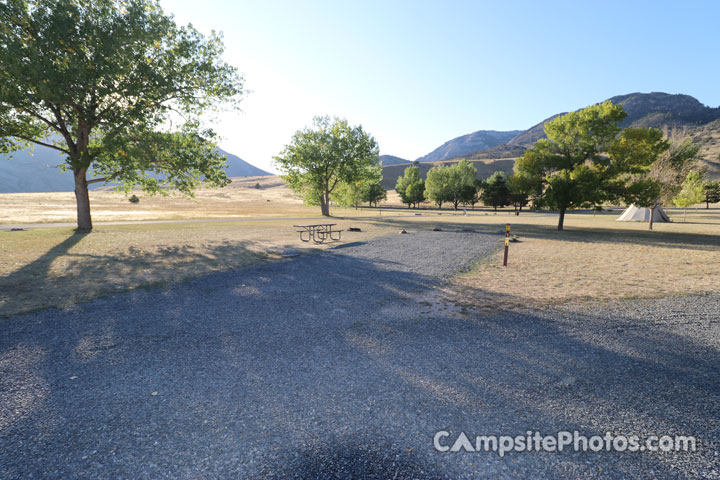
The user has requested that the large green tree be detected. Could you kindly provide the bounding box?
[395,164,424,208]
[274,116,379,216]
[0,0,243,231]
[609,127,669,229]
[446,159,477,210]
[611,129,700,229]
[506,173,534,215]
[516,101,627,230]
[480,171,510,211]
[424,164,450,208]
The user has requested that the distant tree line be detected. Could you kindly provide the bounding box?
[276,106,717,226]
[393,159,536,213]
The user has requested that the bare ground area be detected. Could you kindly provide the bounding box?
[445,208,720,312]
[1,231,718,479]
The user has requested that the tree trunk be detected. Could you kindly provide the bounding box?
[649,205,655,230]
[320,192,330,216]
[74,168,93,231]
[557,208,566,231]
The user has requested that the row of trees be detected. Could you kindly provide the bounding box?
[394,160,534,213]
[2,2,714,231]
[274,105,711,227]
[392,101,712,230]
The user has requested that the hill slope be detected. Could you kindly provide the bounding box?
[0,146,269,193]
[385,92,720,186]
[377,154,410,166]
[416,129,521,163]
[507,92,720,149]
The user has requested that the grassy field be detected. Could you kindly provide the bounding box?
[0,217,405,317]
[0,176,313,224]
[442,208,720,312]
[2,177,720,317]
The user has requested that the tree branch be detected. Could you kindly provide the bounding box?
[86,177,108,185]
[11,134,71,154]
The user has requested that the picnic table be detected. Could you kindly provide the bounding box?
[294,223,343,243]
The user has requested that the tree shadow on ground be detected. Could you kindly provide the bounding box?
[0,238,718,478]
[0,233,277,317]
[366,216,720,252]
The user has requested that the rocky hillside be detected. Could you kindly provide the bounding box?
[415,129,521,163]
[507,92,720,149]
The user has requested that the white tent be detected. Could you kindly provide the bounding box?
[617,205,670,222]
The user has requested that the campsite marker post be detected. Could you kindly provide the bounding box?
[503,223,510,266]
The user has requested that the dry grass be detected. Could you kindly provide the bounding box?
[445,207,720,312]
[3,174,720,317]
[0,217,399,317]
[0,176,315,224]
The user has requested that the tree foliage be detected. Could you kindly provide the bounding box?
[705,180,720,208]
[0,0,243,230]
[360,181,386,207]
[516,101,627,230]
[332,166,384,208]
[610,128,700,228]
[480,171,510,211]
[424,164,450,208]
[672,170,705,221]
[447,159,477,210]
[506,173,534,215]
[274,116,379,216]
[395,165,425,208]
[424,159,477,210]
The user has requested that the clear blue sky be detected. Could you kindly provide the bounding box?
[160,0,720,173]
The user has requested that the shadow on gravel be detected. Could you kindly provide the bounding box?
[1,237,718,478]
[262,438,445,480]
[331,241,367,250]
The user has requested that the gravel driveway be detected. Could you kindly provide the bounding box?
[1,231,718,479]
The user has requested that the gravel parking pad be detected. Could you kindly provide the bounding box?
[1,231,718,479]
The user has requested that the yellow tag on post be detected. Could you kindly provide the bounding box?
[505,237,510,246]
[506,224,511,233]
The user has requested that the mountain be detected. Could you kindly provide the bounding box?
[0,146,269,193]
[508,92,720,148]
[222,149,271,177]
[377,154,410,166]
[416,129,522,163]
[383,92,720,187]
[0,145,72,193]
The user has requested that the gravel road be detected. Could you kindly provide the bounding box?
[1,231,718,479]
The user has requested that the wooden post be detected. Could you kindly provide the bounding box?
[503,223,510,266]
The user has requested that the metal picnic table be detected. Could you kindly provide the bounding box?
[294,223,343,243]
